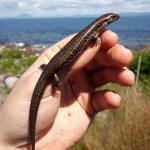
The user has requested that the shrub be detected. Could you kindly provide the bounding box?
[0,48,37,75]
[129,51,150,95]
[129,51,150,82]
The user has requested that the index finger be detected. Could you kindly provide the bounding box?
[30,33,101,73]
[86,30,133,71]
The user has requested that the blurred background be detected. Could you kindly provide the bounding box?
[0,0,150,149]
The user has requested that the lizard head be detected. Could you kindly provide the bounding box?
[101,13,120,27]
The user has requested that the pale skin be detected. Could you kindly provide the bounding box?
[0,30,135,150]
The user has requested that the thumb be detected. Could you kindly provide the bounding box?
[34,33,101,73]
[71,38,101,71]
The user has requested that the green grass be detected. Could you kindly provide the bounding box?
[129,51,150,95]
[0,48,37,75]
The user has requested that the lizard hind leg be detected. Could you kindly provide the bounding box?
[53,74,61,88]
[50,73,62,94]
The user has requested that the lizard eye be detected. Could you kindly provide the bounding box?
[106,18,112,23]
[103,20,109,26]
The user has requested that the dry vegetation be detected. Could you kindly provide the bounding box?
[70,86,150,150]
[70,50,150,150]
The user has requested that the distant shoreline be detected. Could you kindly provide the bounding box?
[0,12,150,19]
[0,42,149,53]
[0,42,49,53]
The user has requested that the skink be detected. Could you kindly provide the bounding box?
[29,13,120,150]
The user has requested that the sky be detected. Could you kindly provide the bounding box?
[0,0,150,18]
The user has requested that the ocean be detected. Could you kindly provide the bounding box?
[0,13,149,49]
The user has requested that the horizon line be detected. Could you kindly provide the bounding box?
[0,12,150,19]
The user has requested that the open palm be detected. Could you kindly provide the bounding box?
[0,30,134,150]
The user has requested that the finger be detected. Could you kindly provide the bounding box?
[28,32,99,73]
[95,44,133,68]
[41,30,118,70]
[93,90,121,112]
[47,34,101,71]
[54,34,101,71]
[86,30,119,70]
[100,29,119,50]
[49,29,117,55]
[92,67,135,86]
[71,41,101,71]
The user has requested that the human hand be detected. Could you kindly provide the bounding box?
[0,30,135,150]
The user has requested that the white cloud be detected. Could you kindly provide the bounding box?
[0,0,149,18]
